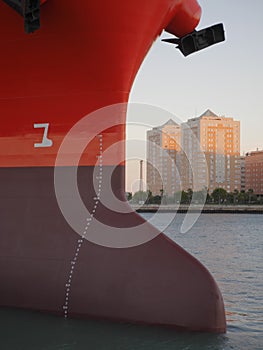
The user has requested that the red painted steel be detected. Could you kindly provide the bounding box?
[0,0,226,332]
[0,0,202,167]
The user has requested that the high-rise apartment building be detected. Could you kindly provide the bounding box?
[245,150,263,194]
[181,110,241,192]
[147,119,181,196]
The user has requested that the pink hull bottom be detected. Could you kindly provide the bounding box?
[0,166,226,332]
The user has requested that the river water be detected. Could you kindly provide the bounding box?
[0,213,262,349]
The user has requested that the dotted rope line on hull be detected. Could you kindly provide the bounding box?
[63,134,103,318]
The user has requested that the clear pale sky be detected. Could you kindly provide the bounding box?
[126,0,263,192]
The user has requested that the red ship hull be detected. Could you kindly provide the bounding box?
[0,0,226,332]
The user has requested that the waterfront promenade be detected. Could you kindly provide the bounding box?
[132,204,263,214]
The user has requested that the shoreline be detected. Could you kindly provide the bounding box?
[132,204,263,214]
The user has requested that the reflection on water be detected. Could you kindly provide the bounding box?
[0,214,262,349]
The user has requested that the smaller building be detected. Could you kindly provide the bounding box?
[245,150,263,195]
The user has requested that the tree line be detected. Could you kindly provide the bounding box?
[127,188,262,205]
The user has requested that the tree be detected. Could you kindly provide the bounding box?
[226,192,233,204]
[180,190,189,204]
[145,190,153,204]
[125,192,132,201]
[226,190,239,205]
[247,188,256,204]
[211,188,227,204]
[233,189,239,205]
[193,189,207,204]
[186,188,193,203]
[206,192,212,204]
[152,195,161,204]
[132,191,148,204]
[238,190,246,204]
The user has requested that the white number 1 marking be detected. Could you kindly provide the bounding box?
[34,123,53,148]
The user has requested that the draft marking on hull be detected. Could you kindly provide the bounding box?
[34,123,53,148]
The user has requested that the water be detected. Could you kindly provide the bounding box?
[0,214,262,349]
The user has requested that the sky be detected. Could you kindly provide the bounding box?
[126,0,263,192]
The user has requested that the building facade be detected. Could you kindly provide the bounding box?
[240,155,246,192]
[147,119,181,196]
[181,109,241,192]
[245,150,263,195]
